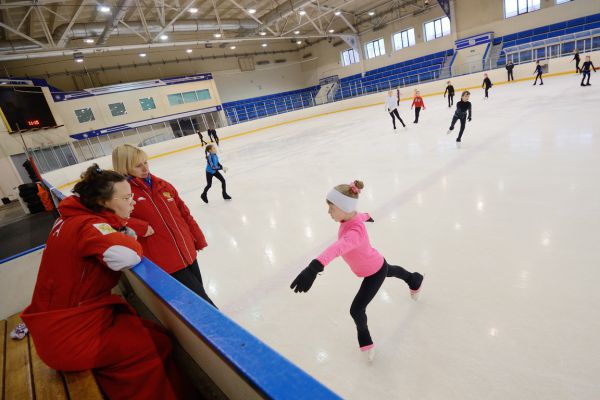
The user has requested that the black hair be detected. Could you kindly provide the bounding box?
[72,164,126,212]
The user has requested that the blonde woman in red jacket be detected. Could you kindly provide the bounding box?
[21,165,188,400]
[112,144,216,307]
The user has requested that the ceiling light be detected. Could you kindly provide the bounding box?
[368,11,375,16]
[298,9,306,15]
[186,49,193,53]
[259,31,267,36]
[84,38,94,44]
[160,34,168,40]
[99,5,111,13]
[296,40,302,45]
[73,52,84,63]
[213,33,222,38]
[230,45,236,50]
[294,30,300,35]
[248,8,256,14]
[329,29,334,33]
[261,43,267,47]
[139,53,146,57]
[335,11,341,16]
[189,7,198,13]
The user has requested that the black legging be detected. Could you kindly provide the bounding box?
[534,72,543,85]
[581,71,591,85]
[447,94,454,107]
[202,171,226,196]
[171,259,217,308]
[450,115,467,142]
[507,70,514,81]
[350,260,414,348]
[575,60,581,73]
[414,107,421,123]
[389,109,405,128]
[209,131,219,146]
[484,87,490,98]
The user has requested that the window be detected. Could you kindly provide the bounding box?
[167,93,184,106]
[424,17,450,42]
[341,48,360,66]
[556,0,572,3]
[392,28,416,51]
[196,89,211,100]
[108,102,126,116]
[182,91,198,103]
[364,38,386,59]
[74,107,95,123]
[504,0,540,18]
[139,97,156,111]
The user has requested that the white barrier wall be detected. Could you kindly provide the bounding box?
[0,248,44,320]
[43,51,600,191]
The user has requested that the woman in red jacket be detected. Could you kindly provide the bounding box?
[21,164,187,400]
[112,144,216,307]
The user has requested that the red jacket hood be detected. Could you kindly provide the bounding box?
[58,195,128,229]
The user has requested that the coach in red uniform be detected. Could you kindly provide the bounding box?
[21,164,187,400]
[112,144,216,307]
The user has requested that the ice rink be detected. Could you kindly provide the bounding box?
[107,73,600,399]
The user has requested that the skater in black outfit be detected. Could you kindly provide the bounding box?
[573,50,581,73]
[506,60,515,81]
[580,56,597,86]
[201,144,231,203]
[385,90,405,130]
[482,74,492,99]
[447,91,472,145]
[396,87,401,106]
[207,128,220,146]
[533,61,544,85]
[196,130,208,146]
[444,81,455,108]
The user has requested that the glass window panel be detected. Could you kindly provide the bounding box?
[425,22,435,42]
[139,97,156,111]
[408,29,416,46]
[377,39,385,55]
[167,93,184,106]
[182,91,198,103]
[196,89,211,100]
[441,17,451,36]
[504,0,518,18]
[108,102,126,116]
[74,107,95,123]
[434,19,442,37]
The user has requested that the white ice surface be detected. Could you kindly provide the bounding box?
[96,73,600,399]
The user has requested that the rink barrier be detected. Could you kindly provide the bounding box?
[35,179,341,399]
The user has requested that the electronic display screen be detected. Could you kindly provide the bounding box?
[0,86,57,132]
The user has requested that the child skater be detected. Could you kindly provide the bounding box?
[447,91,472,146]
[533,61,544,85]
[482,74,492,99]
[410,90,426,123]
[290,181,424,362]
[200,144,231,203]
[506,60,515,81]
[580,56,596,86]
[572,50,581,73]
[396,86,401,106]
[207,127,220,146]
[385,90,406,130]
[196,129,208,146]
[444,81,455,108]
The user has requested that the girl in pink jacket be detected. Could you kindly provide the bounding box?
[291,180,424,362]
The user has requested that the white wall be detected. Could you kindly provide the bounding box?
[0,248,44,320]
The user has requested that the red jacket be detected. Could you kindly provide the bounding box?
[127,175,207,274]
[22,196,143,370]
[411,96,426,108]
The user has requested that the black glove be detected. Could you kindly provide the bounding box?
[468,117,472,122]
[366,217,374,222]
[290,259,324,293]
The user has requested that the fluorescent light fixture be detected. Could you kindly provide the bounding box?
[334,11,341,16]
[84,38,94,44]
[230,45,236,50]
[139,53,146,57]
[298,9,306,15]
[328,29,335,33]
[213,33,222,38]
[368,11,375,16]
[186,49,193,53]
[99,5,111,13]
[160,34,168,40]
[296,40,302,45]
[189,7,198,13]
[261,43,267,47]
[248,8,256,14]
[259,31,267,36]
[74,52,84,63]
[294,30,300,35]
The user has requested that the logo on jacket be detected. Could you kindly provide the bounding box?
[137,196,146,201]
[93,223,116,235]
[163,192,172,199]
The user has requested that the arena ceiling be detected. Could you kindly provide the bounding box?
[0,0,433,61]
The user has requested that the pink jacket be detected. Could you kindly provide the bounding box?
[317,213,384,277]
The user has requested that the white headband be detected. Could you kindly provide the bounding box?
[326,189,358,213]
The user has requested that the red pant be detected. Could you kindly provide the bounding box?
[93,313,188,400]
